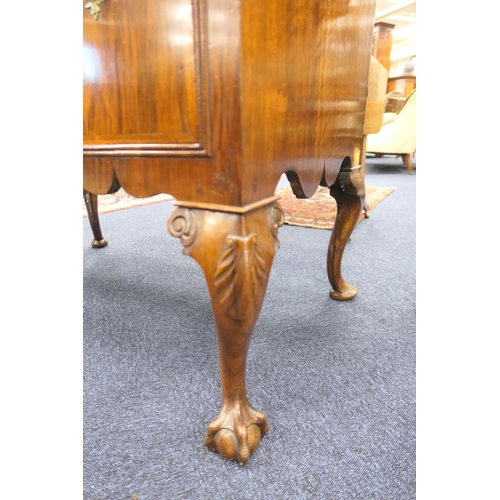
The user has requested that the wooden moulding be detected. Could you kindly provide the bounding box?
[173,195,281,214]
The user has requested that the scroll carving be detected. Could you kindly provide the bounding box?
[268,202,285,251]
[214,234,267,322]
[167,207,197,249]
[335,164,365,198]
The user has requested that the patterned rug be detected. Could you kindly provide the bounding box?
[84,185,396,230]
[275,185,396,230]
[83,189,175,217]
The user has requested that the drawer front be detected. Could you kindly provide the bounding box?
[83,0,210,156]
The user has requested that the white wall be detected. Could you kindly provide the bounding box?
[389,56,416,78]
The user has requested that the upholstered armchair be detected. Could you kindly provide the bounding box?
[366,89,416,173]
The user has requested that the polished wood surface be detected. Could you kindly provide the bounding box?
[168,201,283,465]
[372,22,395,73]
[363,57,389,136]
[84,0,209,155]
[83,0,377,465]
[328,164,365,300]
[240,0,376,200]
[84,0,375,205]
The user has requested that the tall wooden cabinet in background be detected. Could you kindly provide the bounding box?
[372,21,395,73]
[83,0,376,465]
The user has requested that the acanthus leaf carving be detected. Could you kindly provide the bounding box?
[214,234,267,322]
[268,202,285,251]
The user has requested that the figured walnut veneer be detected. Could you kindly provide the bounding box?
[83,0,376,465]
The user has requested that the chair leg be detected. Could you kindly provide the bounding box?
[403,154,414,174]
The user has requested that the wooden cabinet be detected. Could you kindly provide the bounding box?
[372,21,395,73]
[84,0,376,465]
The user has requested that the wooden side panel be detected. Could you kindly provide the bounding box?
[83,0,376,206]
[364,57,389,135]
[240,0,376,202]
[83,0,210,156]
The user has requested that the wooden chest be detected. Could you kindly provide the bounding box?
[83,0,376,465]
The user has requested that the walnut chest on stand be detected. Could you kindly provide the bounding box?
[83,0,376,466]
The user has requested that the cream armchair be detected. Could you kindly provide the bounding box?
[366,89,416,173]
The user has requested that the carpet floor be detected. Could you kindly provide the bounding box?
[276,185,396,229]
[83,157,416,499]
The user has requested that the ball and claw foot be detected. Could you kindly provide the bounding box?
[204,402,269,466]
[330,281,358,301]
[91,238,108,248]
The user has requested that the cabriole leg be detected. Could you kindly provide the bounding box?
[168,200,284,466]
[83,190,108,248]
[327,165,365,301]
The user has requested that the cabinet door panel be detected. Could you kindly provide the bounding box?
[83,0,210,156]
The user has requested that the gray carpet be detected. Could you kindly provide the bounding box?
[83,156,416,499]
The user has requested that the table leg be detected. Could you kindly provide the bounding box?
[168,200,284,465]
[327,164,365,301]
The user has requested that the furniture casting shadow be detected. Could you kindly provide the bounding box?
[83,0,376,466]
